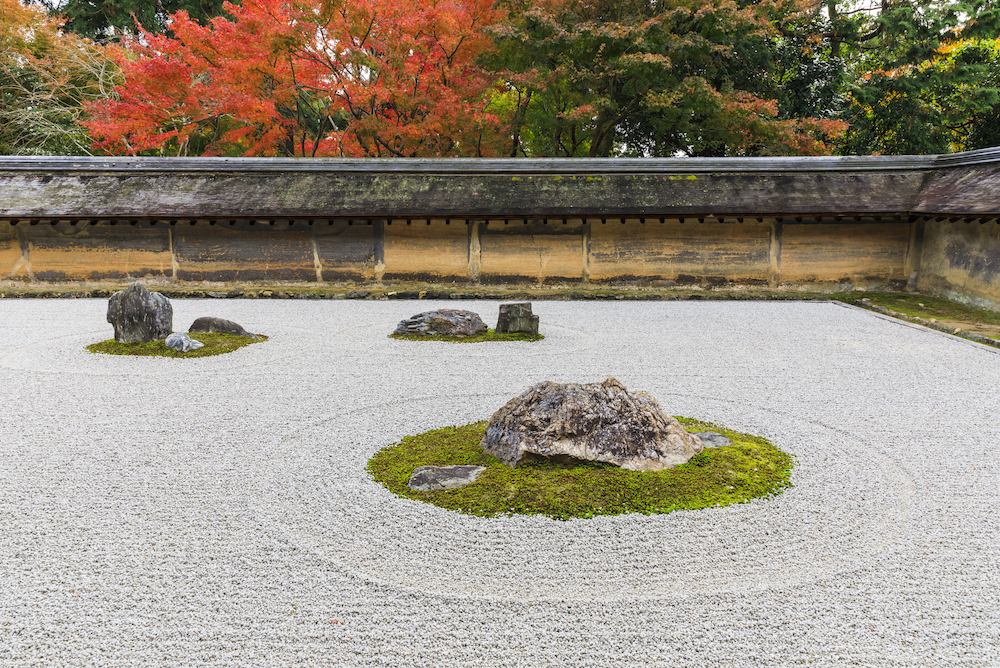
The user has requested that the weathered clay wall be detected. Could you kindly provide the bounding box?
[779,222,911,285]
[589,219,772,284]
[918,220,1000,308]
[2,217,916,290]
[383,219,467,282]
[5,222,172,281]
[478,220,587,284]
[5,149,1000,305]
[0,225,21,275]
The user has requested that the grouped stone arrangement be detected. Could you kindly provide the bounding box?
[104,282,258,354]
[481,377,705,472]
[393,302,540,338]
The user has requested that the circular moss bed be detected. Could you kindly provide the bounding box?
[367,418,794,520]
[87,332,267,358]
[389,329,543,343]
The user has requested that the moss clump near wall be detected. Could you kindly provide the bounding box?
[87,332,267,358]
[389,329,543,343]
[367,418,793,520]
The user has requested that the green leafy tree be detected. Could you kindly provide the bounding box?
[59,0,233,40]
[486,0,847,157]
[961,40,1000,149]
[1,0,119,154]
[818,0,1000,154]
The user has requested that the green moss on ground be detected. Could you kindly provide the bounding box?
[389,329,543,343]
[828,292,1000,328]
[87,332,267,358]
[367,418,793,520]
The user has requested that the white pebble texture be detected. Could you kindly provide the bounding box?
[0,299,998,667]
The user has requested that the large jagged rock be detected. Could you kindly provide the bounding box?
[188,316,253,337]
[107,283,172,343]
[481,378,704,472]
[496,302,539,336]
[393,309,488,337]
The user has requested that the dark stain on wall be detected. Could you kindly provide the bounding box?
[174,227,315,281]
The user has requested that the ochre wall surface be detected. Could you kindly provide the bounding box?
[5,223,172,281]
[173,225,316,282]
[589,219,771,284]
[1,218,920,292]
[383,220,468,282]
[313,221,376,282]
[1,226,21,275]
[918,221,1000,308]
[779,223,911,284]
[479,220,586,284]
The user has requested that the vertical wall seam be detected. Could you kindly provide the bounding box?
[310,232,323,282]
[468,220,482,283]
[168,227,179,280]
[582,220,591,283]
[904,219,926,290]
[768,219,783,288]
[10,225,33,280]
[373,219,385,283]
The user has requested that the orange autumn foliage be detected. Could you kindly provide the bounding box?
[84,0,506,156]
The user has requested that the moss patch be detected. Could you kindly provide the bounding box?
[389,328,543,343]
[367,418,793,520]
[87,332,267,358]
[828,291,1000,340]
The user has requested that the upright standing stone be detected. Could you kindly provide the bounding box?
[107,283,173,343]
[495,302,539,336]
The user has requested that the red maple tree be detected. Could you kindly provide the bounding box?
[84,0,506,156]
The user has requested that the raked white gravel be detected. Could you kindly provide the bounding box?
[0,298,998,667]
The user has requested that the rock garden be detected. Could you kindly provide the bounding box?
[87,282,267,357]
[368,377,793,519]
[390,302,543,342]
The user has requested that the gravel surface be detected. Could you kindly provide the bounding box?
[0,299,998,667]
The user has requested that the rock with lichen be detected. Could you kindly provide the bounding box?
[107,283,172,343]
[481,378,704,471]
[393,309,488,337]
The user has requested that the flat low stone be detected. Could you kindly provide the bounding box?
[189,316,252,337]
[481,377,703,472]
[693,431,732,448]
[107,283,172,343]
[164,332,204,352]
[407,465,487,491]
[393,309,488,337]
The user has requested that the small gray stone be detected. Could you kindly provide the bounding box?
[693,431,732,448]
[188,316,252,337]
[407,465,487,491]
[164,332,204,352]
